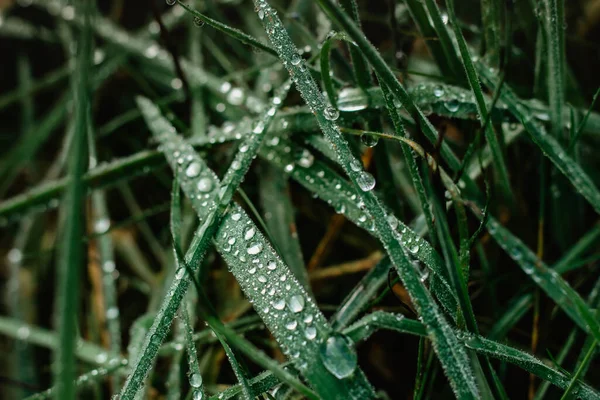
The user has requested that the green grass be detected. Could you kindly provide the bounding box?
[1,0,600,399]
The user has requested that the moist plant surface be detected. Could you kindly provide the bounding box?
[0,0,599,399]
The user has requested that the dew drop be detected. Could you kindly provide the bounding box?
[244,227,256,241]
[285,320,298,331]
[231,213,241,221]
[273,299,286,310]
[190,373,203,388]
[444,99,460,113]
[350,159,362,172]
[185,162,201,178]
[356,171,376,191]
[360,134,379,147]
[248,267,256,274]
[106,307,119,320]
[197,177,213,193]
[290,54,302,65]
[246,242,263,255]
[324,106,340,121]
[166,0,176,5]
[305,326,317,340]
[94,218,110,234]
[227,88,244,106]
[409,244,420,254]
[298,150,314,168]
[319,334,358,379]
[267,260,277,270]
[433,85,445,97]
[287,295,305,313]
[258,275,267,283]
[193,17,204,27]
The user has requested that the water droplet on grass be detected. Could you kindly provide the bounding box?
[190,373,203,388]
[287,295,305,313]
[356,171,376,191]
[433,85,445,97]
[305,326,317,340]
[361,134,379,147]
[285,320,298,330]
[444,99,460,113]
[193,17,204,27]
[273,299,286,310]
[244,227,256,240]
[185,162,201,178]
[291,54,302,65]
[319,334,358,379]
[246,242,263,255]
[197,177,213,193]
[324,106,340,121]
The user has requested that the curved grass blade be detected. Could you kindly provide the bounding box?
[260,136,458,317]
[177,1,276,56]
[53,1,91,397]
[344,311,600,400]
[330,257,391,330]
[477,64,600,215]
[402,0,462,80]
[338,0,372,90]
[479,213,600,343]
[445,0,513,203]
[251,1,478,396]
[320,31,354,107]
[134,91,375,398]
[24,358,128,400]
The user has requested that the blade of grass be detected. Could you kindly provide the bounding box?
[476,213,600,344]
[139,91,375,398]
[258,163,309,291]
[252,1,479,396]
[477,64,600,215]
[445,0,514,204]
[53,1,91,398]
[344,311,600,400]
[541,0,566,140]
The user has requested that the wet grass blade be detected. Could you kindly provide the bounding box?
[252,1,479,396]
[134,92,375,398]
[445,0,513,203]
[541,0,566,140]
[344,311,600,400]
[477,64,600,215]
[480,214,600,343]
[258,164,309,291]
[53,1,91,398]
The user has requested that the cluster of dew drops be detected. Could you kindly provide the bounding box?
[218,209,360,378]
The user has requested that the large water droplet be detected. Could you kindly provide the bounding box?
[350,159,362,172]
[305,326,317,340]
[227,88,244,106]
[361,134,379,147]
[433,85,445,97]
[272,299,286,310]
[319,334,358,379]
[197,177,213,193]
[287,295,305,313]
[324,106,340,121]
[244,227,256,241]
[258,275,267,283]
[285,320,298,331]
[246,242,263,255]
[387,214,399,230]
[267,260,277,270]
[290,54,302,66]
[166,0,176,5]
[185,162,201,178]
[297,150,314,168]
[94,218,110,234]
[193,17,204,27]
[356,171,376,191]
[190,373,203,388]
[444,99,460,113]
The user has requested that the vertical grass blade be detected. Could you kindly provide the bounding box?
[252,1,479,396]
[52,1,91,398]
[541,0,566,140]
